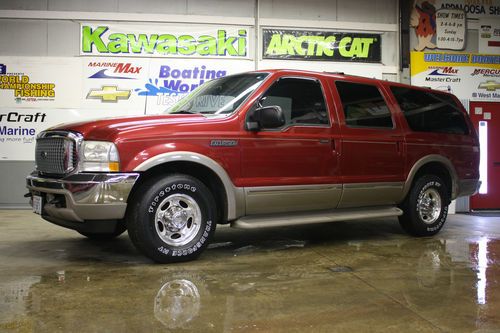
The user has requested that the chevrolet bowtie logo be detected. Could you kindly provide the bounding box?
[478,80,500,92]
[87,86,131,102]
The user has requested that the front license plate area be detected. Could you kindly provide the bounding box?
[32,195,43,215]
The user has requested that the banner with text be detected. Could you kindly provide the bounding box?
[0,108,144,161]
[80,23,252,59]
[1,56,254,160]
[410,52,500,102]
[262,29,381,63]
[141,58,255,114]
[0,58,81,109]
[435,0,500,19]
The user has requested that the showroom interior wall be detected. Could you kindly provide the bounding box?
[0,0,399,208]
[406,2,500,211]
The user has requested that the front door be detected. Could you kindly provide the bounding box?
[239,76,342,214]
[470,101,500,210]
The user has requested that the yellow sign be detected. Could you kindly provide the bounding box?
[0,75,56,98]
[411,52,500,101]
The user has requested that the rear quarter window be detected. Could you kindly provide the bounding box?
[390,86,469,135]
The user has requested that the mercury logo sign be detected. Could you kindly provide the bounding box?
[472,69,500,77]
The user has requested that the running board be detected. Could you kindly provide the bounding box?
[231,206,403,229]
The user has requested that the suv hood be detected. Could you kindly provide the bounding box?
[47,114,211,141]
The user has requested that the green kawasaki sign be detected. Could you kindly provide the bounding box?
[263,29,381,62]
[81,24,248,57]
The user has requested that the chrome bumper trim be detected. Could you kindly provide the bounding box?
[26,171,140,222]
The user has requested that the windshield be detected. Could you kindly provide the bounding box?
[165,73,269,116]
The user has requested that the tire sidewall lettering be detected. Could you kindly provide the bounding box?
[168,221,212,257]
[129,175,217,263]
[143,181,215,258]
[148,183,199,214]
[415,180,447,232]
[427,205,448,232]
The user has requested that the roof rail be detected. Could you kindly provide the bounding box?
[324,71,345,75]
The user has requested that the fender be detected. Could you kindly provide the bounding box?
[402,154,459,201]
[133,151,244,220]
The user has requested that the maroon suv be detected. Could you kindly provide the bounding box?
[26,70,480,263]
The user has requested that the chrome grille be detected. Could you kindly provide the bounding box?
[35,132,78,176]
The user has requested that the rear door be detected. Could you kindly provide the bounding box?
[329,79,405,208]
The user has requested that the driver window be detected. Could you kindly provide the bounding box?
[260,78,329,126]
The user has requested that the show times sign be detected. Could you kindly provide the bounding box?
[263,29,381,63]
[81,23,251,58]
[410,52,500,102]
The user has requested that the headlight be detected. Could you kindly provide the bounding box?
[80,141,120,172]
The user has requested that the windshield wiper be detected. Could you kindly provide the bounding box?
[169,110,196,115]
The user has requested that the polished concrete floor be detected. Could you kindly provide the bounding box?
[0,210,499,332]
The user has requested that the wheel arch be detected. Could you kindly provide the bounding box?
[130,152,244,223]
[402,155,458,203]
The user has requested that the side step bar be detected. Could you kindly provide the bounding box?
[231,206,403,229]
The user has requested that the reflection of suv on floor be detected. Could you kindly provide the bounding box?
[26,70,480,263]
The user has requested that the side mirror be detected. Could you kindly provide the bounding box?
[246,106,286,131]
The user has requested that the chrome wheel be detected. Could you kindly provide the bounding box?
[417,188,442,224]
[155,194,202,246]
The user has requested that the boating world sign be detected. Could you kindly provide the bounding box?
[263,29,381,63]
[80,23,251,59]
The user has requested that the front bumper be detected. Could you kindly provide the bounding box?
[26,171,140,223]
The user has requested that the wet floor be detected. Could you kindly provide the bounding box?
[0,210,499,332]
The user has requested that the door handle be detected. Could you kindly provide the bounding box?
[319,139,336,152]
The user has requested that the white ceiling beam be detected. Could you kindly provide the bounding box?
[259,18,398,32]
[0,9,255,26]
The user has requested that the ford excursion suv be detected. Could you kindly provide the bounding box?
[26,70,480,263]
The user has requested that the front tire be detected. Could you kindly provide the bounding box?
[399,175,450,237]
[126,174,217,263]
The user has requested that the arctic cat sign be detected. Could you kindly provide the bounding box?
[81,23,250,58]
[263,29,381,63]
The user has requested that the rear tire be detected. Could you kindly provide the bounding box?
[126,174,217,263]
[399,175,450,236]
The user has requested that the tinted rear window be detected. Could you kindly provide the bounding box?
[335,81,393,128]
[390,86,469,135]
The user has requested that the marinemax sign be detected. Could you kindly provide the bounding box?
[80,23,251,58]
[263,29,381,63]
